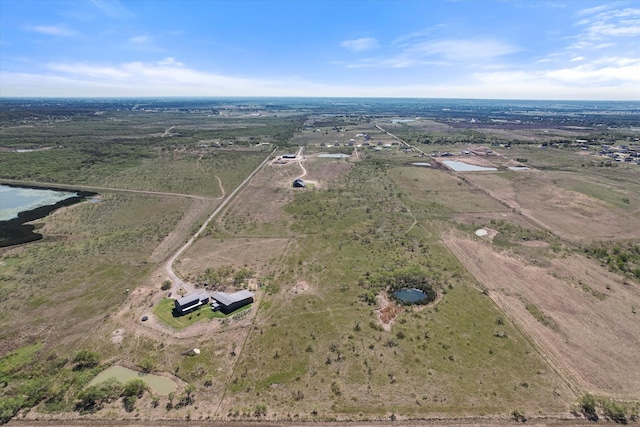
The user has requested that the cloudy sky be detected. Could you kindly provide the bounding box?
[1,0,639,99]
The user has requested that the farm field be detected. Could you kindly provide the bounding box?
[1,98,639,425]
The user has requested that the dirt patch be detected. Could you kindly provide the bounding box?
[520,240,550,247]
[290,279,313,295]
[178,237,289,280]
[462,170,640,241]
[443,230,640,398]
[110,329,124,344]
[376,292,402,331]
[220,163,299,230]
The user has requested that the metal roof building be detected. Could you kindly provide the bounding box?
[211,290,255,314]
[174,291,209,315]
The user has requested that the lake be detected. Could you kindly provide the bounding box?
[0,185,77,221]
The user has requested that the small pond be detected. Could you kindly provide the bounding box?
[89,366,177,395]
[318,153,350,158]
[394,288,428,304]
[411,162,431,167]
[442,161,497,172]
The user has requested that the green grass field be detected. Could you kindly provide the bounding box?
[153,297,252,330]
[1,104,638,423]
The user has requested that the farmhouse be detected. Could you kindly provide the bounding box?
[210,290,255,314]
[293,178,305,188]
[174,292,209,315]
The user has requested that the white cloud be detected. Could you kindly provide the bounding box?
[27,24,78,37]
[570,56,585,61]
[128,35,149,44]
[576,7,640,39]
[158,57,183,67]
[345,37,518,69]
[405,38,519,61]
[2,53,639,100]
[341,37,379,52]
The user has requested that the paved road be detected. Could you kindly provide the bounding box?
[164,148,277,292]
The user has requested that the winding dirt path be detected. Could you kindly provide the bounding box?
[214,175,226,197]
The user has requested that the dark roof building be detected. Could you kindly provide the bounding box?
[174,291,209,315]
[211,290,255,314]
[293,178,305,188]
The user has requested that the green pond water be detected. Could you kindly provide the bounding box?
[89,366,177,395]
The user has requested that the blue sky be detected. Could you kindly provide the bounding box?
[1,0,639,99]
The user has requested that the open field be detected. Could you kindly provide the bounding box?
[443,232,640,398]
[1,99,639,425]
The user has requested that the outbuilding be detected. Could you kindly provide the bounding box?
[293,178,305,188]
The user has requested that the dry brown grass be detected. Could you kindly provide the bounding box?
[461,169,640,240]
[443,230,640,398]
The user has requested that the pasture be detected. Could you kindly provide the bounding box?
[1,101,639,424]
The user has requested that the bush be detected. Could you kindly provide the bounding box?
[161,280,172,290]
[76,378,123,412]
[72,350,100,370]
[579,393,598,421]
[511,408,526,423]
[123,378,147,398]
[603,400,627,424]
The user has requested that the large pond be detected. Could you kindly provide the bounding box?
[442,161,498,172]
[394,288,429,304]
[89,366,177,395]
[0,185,77,221]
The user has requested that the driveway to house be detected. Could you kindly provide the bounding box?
[164,148,277,294]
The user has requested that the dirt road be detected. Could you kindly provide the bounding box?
[164,148,277,291]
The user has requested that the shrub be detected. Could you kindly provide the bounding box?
[123,378,147,398]
[72,350,100,370]
[602,400,627,424]
[511,408,526,423]
[579,393,598,421]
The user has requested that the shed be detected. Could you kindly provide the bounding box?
[293,179,306,188]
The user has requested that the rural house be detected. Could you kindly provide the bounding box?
[293,178,305,188]
[210,290,255,314]
[174,292,209,315]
